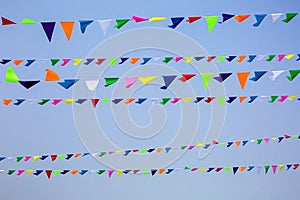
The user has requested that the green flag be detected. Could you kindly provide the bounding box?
[286,70,300,81]
[104,78,119,87]
[200,73,213,89]
[5,66,19,82]
[114,19,130,29]
[204,16,218,32]
[282,12,298,23]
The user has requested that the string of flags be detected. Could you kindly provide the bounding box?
[0,133,298,163]
[1,12,298,41]
[1,53,299,67]
[2,94,300,107]
[4,67,300,91]
[1,163,299,179]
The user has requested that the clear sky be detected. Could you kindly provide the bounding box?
[0,0,300,199]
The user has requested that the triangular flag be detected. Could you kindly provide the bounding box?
[96,58,106,65]
[119,57,129,64]
[84,58,94,65]
[109,58,118,66]
[73,58,83,66]
[219,13,234,23]
[60,21,74,41]
[253,14,267,27]
[104,77,119,87]
[226,96,237,104]
[3,99,12,106]
[149,17,167,22]
[114,19,130,29]
[38,99,50,105]
[186,16,201,23]
[264,165,270,174]
[139,76,157,84]
[124,98,135,104]
[233,167,239,174]
[160,75,176,89]
[237,72,250,90]
[57,79,78,89]
[0,59,11,65]
[178,74,195,82]
[131,16,148,23]
[168,17,184,29]
[234,14,250,22]
[51,59,60,66]
[45,68,60,81]
[286,70,300,81]
[204,16,218,32]
[45,170,52,179]
[266,54,276,62]
[61,58,71,66]
[141,57,151,65]
[271,13,283,22]
[79,20,93,34]
[278,54,285,62]
[213,73,232,83]
[97,19,112,35]
[267,96,277,103]
[200,73,213,89]
[269,70,285,80]
[85,80,99,91]
[108,170,114,178]
[13,60,23,66]
[282,13,298,23]
[124,77,138,88]
[91,99,100,108]
[5,66,19,82]
[25,59,35,67]
[2,17,16,25]
[236,55,247,62]
[130,57,140,64]
[249,71,267,82]
[272,165,277,174]
[218,96,226,106]
[239,96,247,103]
[162,57,173,63]
[135,98,147,104]
[160,98,171,105]
[41,22,56,42]
[21,18,36,24]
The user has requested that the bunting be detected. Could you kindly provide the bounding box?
[0,12,297,41]
[1,53,299,67]
[0,132,298,161]
[1,162,299,179]
[4,68,300,91]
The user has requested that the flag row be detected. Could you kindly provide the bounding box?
[5,67,300,90]
[0,133,297,163]
[2,95,300,107]
[1,163,299,179]
[1,12,298,41]
[1,53,299,67]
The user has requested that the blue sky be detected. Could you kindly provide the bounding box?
[0,0,300,199]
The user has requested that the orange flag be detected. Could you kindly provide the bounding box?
[3,99,12,106]
[237,72,250,90]
[130,58,140,64]
[239,96,247,103]
[13,60,23,66]
[236,56,246,63]
[124,98,135,104]
[60,21,75,41]
[234,15,251,22]
[45,68,60,81]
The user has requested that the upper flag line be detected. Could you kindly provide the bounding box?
[0,12,298,41]
[0,53,299,67]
